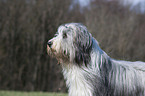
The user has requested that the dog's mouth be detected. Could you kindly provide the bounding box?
[47,45,57,56]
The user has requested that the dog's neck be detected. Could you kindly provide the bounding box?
[62,64,94,96]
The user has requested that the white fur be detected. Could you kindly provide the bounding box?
[62,65,94,96]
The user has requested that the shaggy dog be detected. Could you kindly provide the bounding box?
[47,23,145,96]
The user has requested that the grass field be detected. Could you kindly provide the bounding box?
[0,91,67,96]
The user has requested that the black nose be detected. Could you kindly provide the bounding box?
[47,41,52,47]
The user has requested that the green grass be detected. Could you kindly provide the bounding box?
[0,91,67,96]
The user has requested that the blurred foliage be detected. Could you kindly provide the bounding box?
[0,0,84,92]
[85,0,145,61]
[0,0,145,92]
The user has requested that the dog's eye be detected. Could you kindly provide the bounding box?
[63,33,67,38]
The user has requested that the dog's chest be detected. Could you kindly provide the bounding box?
[62,65,93,96]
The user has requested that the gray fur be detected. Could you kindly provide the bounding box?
[47,23,145,96]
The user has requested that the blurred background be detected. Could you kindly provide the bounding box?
[0,0,145,93]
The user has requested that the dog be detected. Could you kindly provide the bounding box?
[47,23,145,96]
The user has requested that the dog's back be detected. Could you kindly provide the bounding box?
[106,59,145,96]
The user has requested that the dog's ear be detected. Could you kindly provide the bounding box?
[73,27,92,65]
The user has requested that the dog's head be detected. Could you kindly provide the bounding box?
[47,23,93,65]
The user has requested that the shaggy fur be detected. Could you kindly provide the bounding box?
[47,23,145,96]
